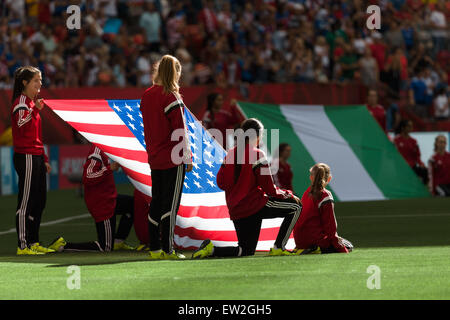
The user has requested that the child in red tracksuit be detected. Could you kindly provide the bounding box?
[140,55,192,260]
[11,66,52,255]
[394,120,428,185]
[193,118,302,259]
[293,163,353,254]
[428,135,450,196]
[48,145,135,252]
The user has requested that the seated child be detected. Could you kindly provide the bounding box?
[293,163,353,254]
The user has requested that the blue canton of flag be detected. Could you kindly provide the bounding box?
[107,99,146,148]
[107,99,226,195]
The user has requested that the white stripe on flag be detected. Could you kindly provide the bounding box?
[180,191,226,207]
[280,105,385,201]
[104,152,151,175]
[53,110,123,125]
[80,131,144,151]
[176,216,285,231]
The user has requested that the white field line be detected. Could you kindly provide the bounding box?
[0,212,449,236]
[0,214,90,236]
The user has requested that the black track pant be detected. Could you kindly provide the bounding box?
[64,195,134,252]
[14,153,46,249]
[413,164,429,185]
[148,164,186,253]
[436,184,450,197]
[213,197,302,257]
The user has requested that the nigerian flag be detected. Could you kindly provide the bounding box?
[236,102,430,202]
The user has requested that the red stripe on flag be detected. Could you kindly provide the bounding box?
[69,122,135,138]
[178,205,231,219]
[120,166,152,187]
[93,143,148,164]
[45,99,111,112]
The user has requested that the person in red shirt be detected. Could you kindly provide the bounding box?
[140,55,192,260]
[272,143,294,192]
[428,135,450,196]
[48,145,135,252]
[193,118,302,259]
[366,89,386,132]
[394,120,428,185]
[293,163,352,254]
[202,93,244,147]
[11,66,52,255]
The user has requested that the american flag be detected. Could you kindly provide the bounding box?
[46,99,295,250]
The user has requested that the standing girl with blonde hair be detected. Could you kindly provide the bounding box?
[293,163,353,254]
[140,55,192,260]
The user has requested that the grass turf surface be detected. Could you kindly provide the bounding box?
[0,184,449,299]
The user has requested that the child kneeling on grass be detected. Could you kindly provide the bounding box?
[293,163,353,254]
[193,118,302,259]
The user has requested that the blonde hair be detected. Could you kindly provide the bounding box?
[309,163,331,200]
[153,55,182,95]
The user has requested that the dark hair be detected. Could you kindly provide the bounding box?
[12,66,41,103]
[234,118,264,183]
[395,119,411,135]
[207,93,221,112]
[278,143,290,157]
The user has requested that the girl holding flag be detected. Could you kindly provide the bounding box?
[140,55,193,260]
[11,66,52,255]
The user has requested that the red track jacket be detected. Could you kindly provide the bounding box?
[293,186,348,253]
[140,85,191,170]
[217,145,294,220]
[82,145,117,222]
[11,94,48,162]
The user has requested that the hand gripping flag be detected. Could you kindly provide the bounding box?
[45,100,295,250]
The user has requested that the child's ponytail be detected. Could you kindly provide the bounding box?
[309,163,331,200]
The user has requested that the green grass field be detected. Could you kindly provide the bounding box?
[0,184,450,300]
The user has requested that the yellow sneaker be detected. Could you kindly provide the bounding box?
[136,244,150,251]
[113,241,135,251]
[268,248,294,256]
[148,249,164,260]
[162,251,186,260]
[292,246,321,255]
[16,247,45,255]
[192,239,214,259]
[30,243,55,254]
[48,237,67,252]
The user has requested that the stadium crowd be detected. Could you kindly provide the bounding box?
[0,0,449,119]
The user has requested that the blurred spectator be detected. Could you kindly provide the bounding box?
[366,89,387,132]
[409,68,432,118]
[428,2,448,56]
[434,87,449,120]
[384,47,408,95]
[359,47,379,88]
[428,135,450,196]
[139,1,162,53]
[394,120,429,185]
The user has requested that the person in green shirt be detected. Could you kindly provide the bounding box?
[338,44,358,81]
